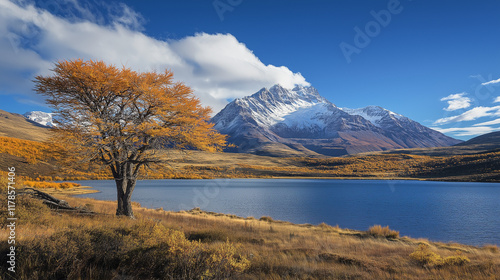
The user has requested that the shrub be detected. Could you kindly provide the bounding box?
[259,216,274,222]
[409,244,470,267]
[6,220,249,280]
[368,225,399,239]
[188,230,229,243]
[443,254,470,266]
[318,222,340,231]
[409,244,443,267]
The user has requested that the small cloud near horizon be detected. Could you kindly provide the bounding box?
[481,77,500,86]
[433,89,500,138]
[433,106,500,125]
[440,92,471,111]
[431,126,498,137]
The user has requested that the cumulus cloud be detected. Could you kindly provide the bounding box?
[433,106,500,125]
[494,96,500,103]
[431,126,497,137]
[482,77,500,86]
[0,0,309,114]
[440,92,471,111]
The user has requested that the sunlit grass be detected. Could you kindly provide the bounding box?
[1,187,498,279]
[368,224,400,239]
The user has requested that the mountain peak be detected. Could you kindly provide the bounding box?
[269,84,288,91]
[212,85,461,156]
[24,111,56,127]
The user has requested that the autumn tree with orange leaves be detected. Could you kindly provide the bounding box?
[35,59,226,217]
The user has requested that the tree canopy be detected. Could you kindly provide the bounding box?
[35,59,227,217]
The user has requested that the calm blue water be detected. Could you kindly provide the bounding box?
[75,179,500,246]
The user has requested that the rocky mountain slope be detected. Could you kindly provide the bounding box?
[212,85,461,156]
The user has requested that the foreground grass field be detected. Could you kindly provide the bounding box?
[1,186,499,279]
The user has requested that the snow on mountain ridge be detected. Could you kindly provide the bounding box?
[341,105,405,128]
[235,84,330,127]
[281,103,332,129]
[23,111,56,127]
[211,84,462,156]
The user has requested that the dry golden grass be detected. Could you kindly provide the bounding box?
[2,187,499,280]
[0,109,51,141]
[368,225,400,239]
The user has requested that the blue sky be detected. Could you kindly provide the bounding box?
[1,0,500,140]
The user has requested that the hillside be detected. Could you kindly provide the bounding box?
[0,109,51,141]
[455,131,500,149]
[368,131,500,157]
[0,108,498,182]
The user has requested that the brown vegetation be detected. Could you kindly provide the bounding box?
[1,133,500,182]
[1,182,498,279]
[368,225,400,239]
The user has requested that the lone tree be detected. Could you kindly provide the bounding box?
[35,59,226,217]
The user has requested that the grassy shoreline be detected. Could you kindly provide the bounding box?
[37,185,100,195]
[2,190,499,279]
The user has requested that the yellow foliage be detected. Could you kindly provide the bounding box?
[410,244,470,267]
[410,244,444,267]
[443,253,470,266]
[0,136,52,163]
[24,180,81,190]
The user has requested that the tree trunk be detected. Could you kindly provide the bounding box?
[115,178,137,218]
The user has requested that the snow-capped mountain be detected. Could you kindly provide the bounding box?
[212,85,461,156]
[24,111,56,127]
[341,106,404,128]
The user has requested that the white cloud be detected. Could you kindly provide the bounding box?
[482,78,500,86]
[0,0,309,114]
[433,106,500,125]
[440,92,471,111]
[494,96,500,103]
[110,3,145,31]
[473,118,500,127]
[431,126,498,137]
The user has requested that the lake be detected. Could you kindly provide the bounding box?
[75,179,500,246]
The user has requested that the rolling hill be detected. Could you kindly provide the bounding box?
[0,109,51,141]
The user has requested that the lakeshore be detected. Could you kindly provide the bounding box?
[2,188,499,280]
